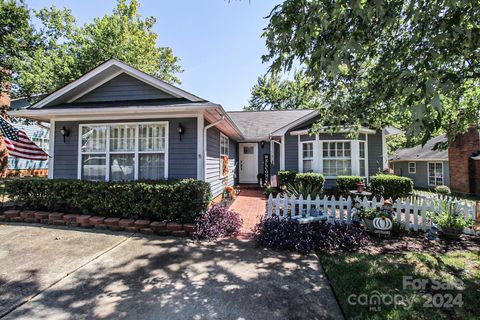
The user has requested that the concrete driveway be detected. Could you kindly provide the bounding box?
[0,224,342,320]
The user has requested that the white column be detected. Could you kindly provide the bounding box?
[297,135,302,172]
[382,129,388,170]
[48,120,55,179]
[197,112,204,180]
[280,135,285,170]
[316,134,323,173]
[351,140,360,176]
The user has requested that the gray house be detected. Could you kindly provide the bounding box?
[10,59,389,197]
[390,134,450,189]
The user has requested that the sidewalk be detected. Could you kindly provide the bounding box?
[229,188,265,240]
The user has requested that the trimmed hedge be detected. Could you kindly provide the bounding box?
[5,178,212,223]
[294,173,325,190]
[336,176,364,195]
[277,170,297,187]
[368,174,413,199]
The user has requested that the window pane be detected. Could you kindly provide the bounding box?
[139,154,165,180]
[329,142,336,157]
[110,125,136,152]
[359,142,365,158]
[110,154,134,181]
[81,126,107,152]
[323,142,329,157]
[82,154,106,181]
[139,124,166,152]
[243,146,254,154]
[360,159,365,176]
[344,142,351,157]
[303,160,312,172]
[303,143,313,158]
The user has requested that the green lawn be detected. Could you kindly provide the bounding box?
[319,251,479,320]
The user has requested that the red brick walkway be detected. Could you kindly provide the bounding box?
[230,188,265,240]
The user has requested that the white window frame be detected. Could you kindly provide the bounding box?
[219,133,229,178]
[299,141,314,173]
[428,162,443,186]
[359,140,366,177]
[322,140,353,178]
[77,121,169,181]
[408,162,416,174]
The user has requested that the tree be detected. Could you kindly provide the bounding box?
[12,0,182,98]
[262,0,480,143]
[245,70,321,110]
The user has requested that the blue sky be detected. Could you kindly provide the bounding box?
[25,0,282,111]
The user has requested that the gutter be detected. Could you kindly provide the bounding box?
[203,116,225,180]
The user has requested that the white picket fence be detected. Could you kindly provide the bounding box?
[266,193,478,235]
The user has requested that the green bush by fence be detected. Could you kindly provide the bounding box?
[5,178,212,223]
[294,173,325,190]
[277,170,297,187]
[369,174,413,199]
[336,176,364,195]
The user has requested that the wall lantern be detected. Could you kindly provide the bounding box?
[60,126,70,143]
[177,123,185,141]
[261,140,265,148]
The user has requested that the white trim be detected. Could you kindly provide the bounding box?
[270,111,319,136]
[66,70,124,103]
[290,127,376,136]
[48,120,55,179]
[390,159,448,162]
[382,129,388,170]
[408,162,416,174]
[77,121,169,181]
[427,161,444,186]
[364,136,369,182]
[351,140,360,175]
[280,135,285,170]
[197,112,204,180]
[316,134,322,173]
[30,59,203,110]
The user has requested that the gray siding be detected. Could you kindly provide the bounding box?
[284,134,298,171]
[76,73,174,103]
[393,161,450,189]
[367,130,384,177]
[205,125,236,198]
[53,118,197,180]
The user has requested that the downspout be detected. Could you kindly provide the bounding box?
[203,116,225,180]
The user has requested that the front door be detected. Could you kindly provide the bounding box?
[239,143,258,183]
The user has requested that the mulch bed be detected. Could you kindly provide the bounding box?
[359,233,480,255]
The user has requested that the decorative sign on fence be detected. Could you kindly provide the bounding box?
[263,154,270,182]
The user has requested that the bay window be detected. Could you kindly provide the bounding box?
[301,142,314,172]
[79,122,168,181]
[323,141,352,176]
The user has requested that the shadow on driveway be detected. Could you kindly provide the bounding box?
[0,224,342,320]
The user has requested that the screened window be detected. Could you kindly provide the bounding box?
[408,162,416,174]
[428,162,443,186]
[302,142,314,172]
[80,122,167,181]
[323,141,352,176]
[220,134,229,177]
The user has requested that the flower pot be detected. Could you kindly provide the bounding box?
[363,218,375,232]
[440,227,462,239]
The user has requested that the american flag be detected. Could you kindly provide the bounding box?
[0,117,49,161]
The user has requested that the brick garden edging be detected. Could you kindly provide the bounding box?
[0,209,196,237]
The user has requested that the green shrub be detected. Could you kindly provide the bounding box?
[263,186,280,198]
[289,173,325,198]
[336,176,364,195]
[435,185,451,195]
[368,174,413,199]
[277,170,297,187]
[5,178,211,223]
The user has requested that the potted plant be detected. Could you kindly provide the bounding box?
[428,202,474,239]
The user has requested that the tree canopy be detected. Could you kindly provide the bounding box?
[245,70,321,110]
[3,0,182,99]
[262,0,480,143]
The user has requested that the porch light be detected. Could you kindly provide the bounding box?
[261,140,265,148]
[177,123,185,141]
[60,126,70,143]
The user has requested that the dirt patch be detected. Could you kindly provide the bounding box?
[358,232,480,255]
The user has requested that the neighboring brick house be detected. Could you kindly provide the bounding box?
[391,127,480,195]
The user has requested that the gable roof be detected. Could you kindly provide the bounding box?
[227,109,315,141]
[29,58,204,109]
[391,134,448,162]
